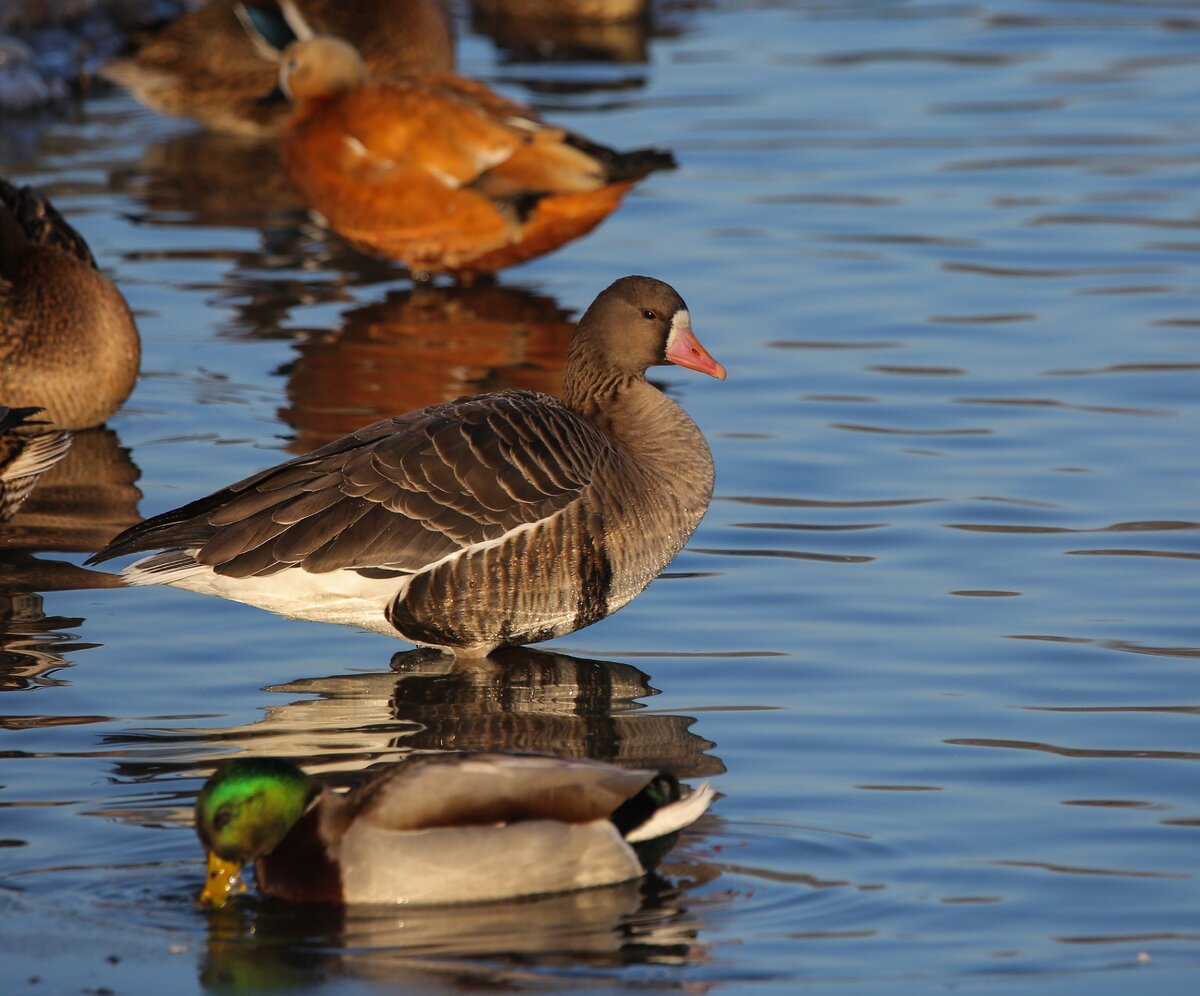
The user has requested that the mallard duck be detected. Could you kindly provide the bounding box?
[0,178,140,431]
[0,406,71,522]
[270,35,676,275]
[102,0,454,137]
[88,276,724,657]
[196,752,714,907]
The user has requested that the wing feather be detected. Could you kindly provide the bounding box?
[347,753,656,832]
[89,392,612,579]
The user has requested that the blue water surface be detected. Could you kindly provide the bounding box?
[2,0,1199,990]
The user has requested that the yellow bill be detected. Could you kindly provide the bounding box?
[198,851,247,909]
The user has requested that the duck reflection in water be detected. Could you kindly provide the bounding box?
[109,127,399,320]
[0,424,141,692]
[2,424,142,593]
[280,282,574,452]
[0,591,97,692]
[200,871,714,989]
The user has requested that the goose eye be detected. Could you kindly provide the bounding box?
[642,310,657,320]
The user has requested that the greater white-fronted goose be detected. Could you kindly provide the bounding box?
[90,276,724,656]
[0,178,140,430]
[0,406,72,522]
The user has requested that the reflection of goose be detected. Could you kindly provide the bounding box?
[0,179,140,430]
[125,645,722,780]
[195,752,713,907]
[272,37,676,275]
[390,647,726,776]
[91,278,724,656]
[102,0,454,137]
[280,283,574,452]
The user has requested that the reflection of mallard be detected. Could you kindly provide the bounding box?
[196,752,713,907]
[201,873,709,985]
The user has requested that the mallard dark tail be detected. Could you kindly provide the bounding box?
[612,775,713,871]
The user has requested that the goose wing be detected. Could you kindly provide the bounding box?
[89,391,610,578]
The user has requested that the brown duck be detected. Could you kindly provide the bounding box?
[89,276,724,656]
[102,0,455,138]
[0,178,140,431]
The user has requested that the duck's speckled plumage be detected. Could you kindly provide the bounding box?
[0,179,140,431]
[89,276,723,655]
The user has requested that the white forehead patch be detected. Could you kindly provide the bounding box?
[665,309,692,350]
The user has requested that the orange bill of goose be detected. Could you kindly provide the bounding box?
[269,36,677,276]
[88,276,724,657]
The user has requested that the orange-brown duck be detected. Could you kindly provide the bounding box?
[273,36,676,276]
[0,179,140,431]
[90,277,723,656]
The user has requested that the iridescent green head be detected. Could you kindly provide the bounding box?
[196,757,317,863]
